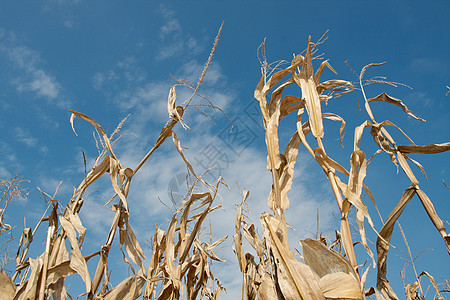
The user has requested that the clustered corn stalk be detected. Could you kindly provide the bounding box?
[0,24,228,300]
[233,36,450,299]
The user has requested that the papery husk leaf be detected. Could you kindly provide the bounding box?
[301,238,358,279]
[345,150,376,266]
[319,272,362,299]
[398,142,450,154]
[257,272,282,300]
[103,275,145,300]
[0,271,15,299]
[302,238,363,298]
[262,214,324,300]
[367,93,425,122]
[49,277,67,300]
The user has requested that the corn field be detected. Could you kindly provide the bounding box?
[0,26,449,300]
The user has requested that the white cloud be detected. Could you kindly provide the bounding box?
[57,0,81,4]
[14,127,38,148]
[159,4,182,39]
[0,165,12,178]
[156,5,203,61]
[0,31,66,106]
[408,57,446,75]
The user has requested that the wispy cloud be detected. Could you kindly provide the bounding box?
[14,127,38,147]
[0,30,67,107]
[156,5,203,61]
[408,57,447,75]
[0,142,21,179]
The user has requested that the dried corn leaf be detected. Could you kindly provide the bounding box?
[172,132,211,189]
[418,271,443,298]
[313,60,337,85]
[367,93,425,122]
[376,186,417,300]
[397,152,419,186]
[317,79,353,97]
[46,261,75,286]
[18,256,43,300]
[72,156,110,205]
[69,110,119,161]
[255,55,303,121]
[416,188,450,254]
[59,216,91,292]
[323,113,346,146]
[398,142,450,154]
[0,270,15,299]
[167,86,177,117]
[262,214,324,300]
[103,275,145,300]
[265,106,282,171]
[257,272,282,300]
[268,131,301,210]
[109,157,129,211]
[179,195,213,263]
[233,191,248,273]
[292,36,324,139]
[119,221,146,275]
[301,238,358,279]
[319,272,362,299]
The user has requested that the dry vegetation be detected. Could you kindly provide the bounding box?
[0,27,449,299]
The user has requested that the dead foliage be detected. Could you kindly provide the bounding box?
[233,36,449,300]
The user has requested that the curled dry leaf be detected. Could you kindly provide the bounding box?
[398,142,450,154]
[366,92,425,122]
[301,238,362,299]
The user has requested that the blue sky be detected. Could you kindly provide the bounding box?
[0,1,449,298]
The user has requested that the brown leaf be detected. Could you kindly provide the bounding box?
[103,275,145,300]
[367,93,425,122]
[398,142,450,154]
[376,186,416,300]
[262,214,324,300]
[0,271,15,299]
[59,216,91,292]
[69,110,120,161]
[319,272,362,299]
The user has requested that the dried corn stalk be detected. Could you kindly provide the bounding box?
[235,36,449,300]
[5,24,228,300]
